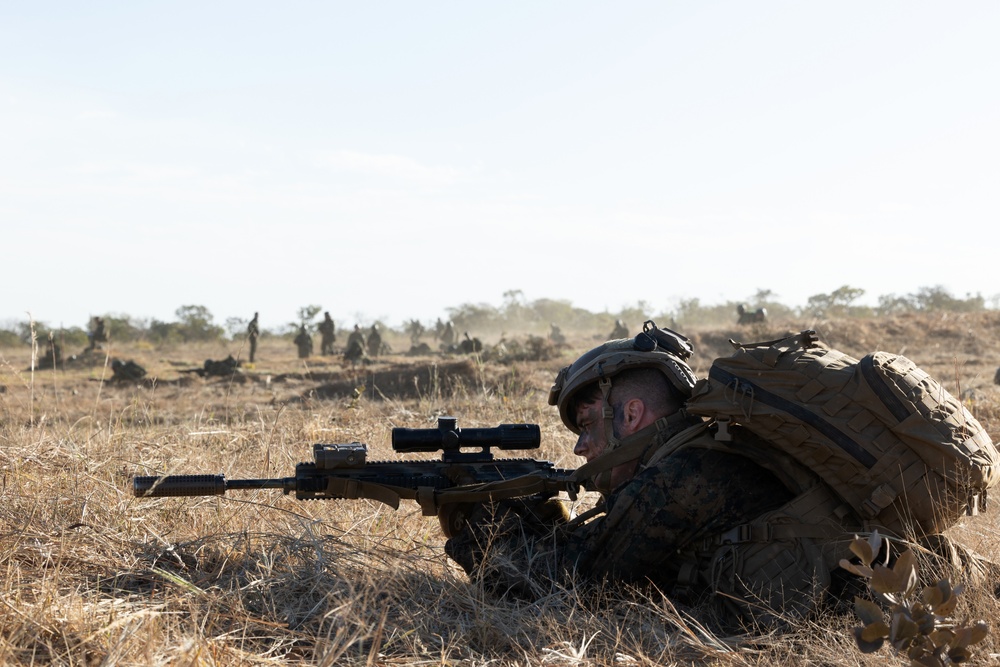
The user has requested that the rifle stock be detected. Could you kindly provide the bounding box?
[133,417,588,515]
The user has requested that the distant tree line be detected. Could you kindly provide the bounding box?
[0,285,992,349]
[445,285,991,334]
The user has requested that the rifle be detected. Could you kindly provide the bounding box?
[133,417,588,522]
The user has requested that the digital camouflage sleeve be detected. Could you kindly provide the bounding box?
[445,431,792,600]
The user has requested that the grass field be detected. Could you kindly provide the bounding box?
[2,312,999,666]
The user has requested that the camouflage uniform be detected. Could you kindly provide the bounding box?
[111,359,146,382]
[458,332,482,354]
[293,325,313,359]
[344,326,367,364]
[319,313,336,355]
[367,325,382,357]
[247,314,260,363]
[88,317,108,351]
[445,422,792,606]
[406,319,425,346]
[441,322,456,348]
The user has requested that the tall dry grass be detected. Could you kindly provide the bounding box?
[1,314,999,665]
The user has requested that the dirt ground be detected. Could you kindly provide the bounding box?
[1,311,999,666]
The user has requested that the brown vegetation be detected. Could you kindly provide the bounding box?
[1,312,999,665]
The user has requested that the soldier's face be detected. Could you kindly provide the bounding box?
[572,396,641,491]
[572,399,608,462]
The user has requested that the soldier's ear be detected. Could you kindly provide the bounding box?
[622,398,645,433]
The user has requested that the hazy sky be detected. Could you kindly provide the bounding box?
[3,1,998,330]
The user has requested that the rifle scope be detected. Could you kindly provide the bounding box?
[391,417,540,453]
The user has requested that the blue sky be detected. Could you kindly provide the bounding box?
[3,1,998,330]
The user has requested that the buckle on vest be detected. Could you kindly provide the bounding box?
[714,418,734,442]
[706,523,762,549]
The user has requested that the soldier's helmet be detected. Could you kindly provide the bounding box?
[547,321,697,434]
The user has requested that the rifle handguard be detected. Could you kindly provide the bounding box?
[134,475,227,497]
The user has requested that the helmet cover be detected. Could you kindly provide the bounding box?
[548,321,697,434]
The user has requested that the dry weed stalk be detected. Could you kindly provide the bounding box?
[840,531,990,666]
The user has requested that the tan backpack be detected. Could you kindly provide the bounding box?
[685,330,999,539]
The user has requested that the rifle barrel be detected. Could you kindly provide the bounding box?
[133,474,293,498]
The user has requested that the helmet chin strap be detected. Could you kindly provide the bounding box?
[598,377,621,453]
[592,376,619,493]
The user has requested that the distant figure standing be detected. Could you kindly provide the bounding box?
[367,324,383,357]
[88,316,108,351]
[319,312,336,355]
[406,319,425,346]
[441,321,456,348]
[294,324,313,359]
[247,312,260,363]
[609,319,628,339]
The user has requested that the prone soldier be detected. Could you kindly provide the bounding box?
[737,304,768,325]
[444,325,845,629]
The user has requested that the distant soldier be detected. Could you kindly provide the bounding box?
[247,312,260,363]
[406,319,425,346]
[88,317,108,351]
[549,323,566,345]
[441,321,456,348]
[347,325,366,351]
[459,332,483,354]
[609,319,629,339]
[293,324,313,359]
[318,312,336,355]
[39,337,62,369]
[367,324,383,358]
[344,325,367,365]
[737,304,768,325]
[433,318,445,341]
[202,355,241,377]
[111,359,146,383]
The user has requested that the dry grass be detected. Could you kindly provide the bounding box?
[1,313,999,665]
